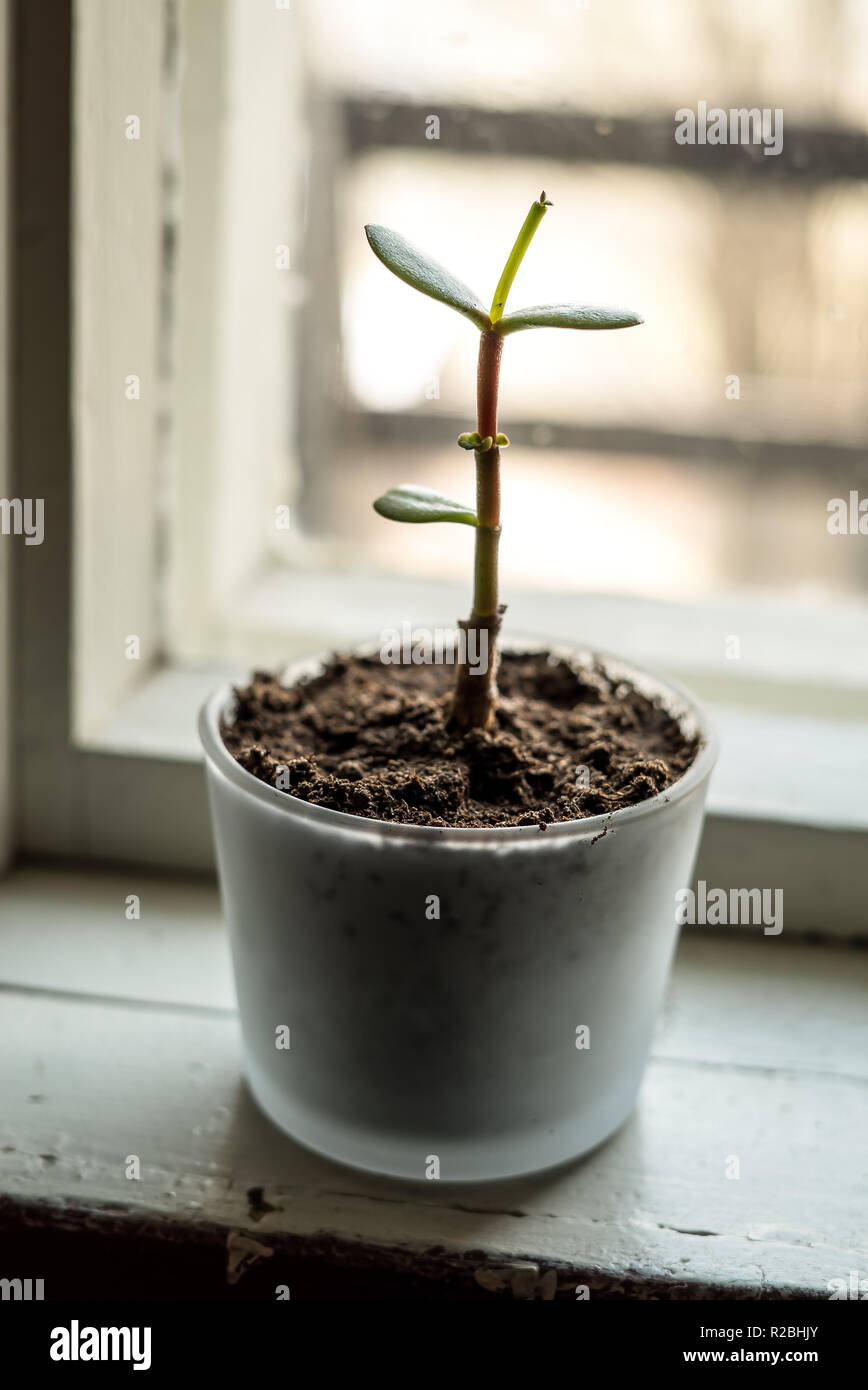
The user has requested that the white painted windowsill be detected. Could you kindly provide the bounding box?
[1,866,865,1298]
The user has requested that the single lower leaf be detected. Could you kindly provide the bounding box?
[365,225,490,331]
[494,302,644,335]
[373,485,478,526]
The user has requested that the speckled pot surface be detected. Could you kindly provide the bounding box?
[199,646,717,1182]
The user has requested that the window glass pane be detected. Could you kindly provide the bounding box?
[166,0,868,664]
[306,0,868,131]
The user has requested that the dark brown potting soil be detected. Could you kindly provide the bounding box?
[221,651,699,830]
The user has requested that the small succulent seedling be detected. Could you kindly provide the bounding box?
[366,193,643,731]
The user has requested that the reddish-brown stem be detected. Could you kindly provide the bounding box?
[449,330,504,730]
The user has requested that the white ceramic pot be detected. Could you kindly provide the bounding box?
[200,647,717,1182]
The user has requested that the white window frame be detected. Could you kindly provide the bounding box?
[6,0,868,938]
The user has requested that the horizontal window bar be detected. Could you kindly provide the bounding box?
[343,409,868,477]
[343,99,868,183]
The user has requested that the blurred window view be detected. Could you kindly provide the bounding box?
[296,0,868,603]
[120,0,868,668]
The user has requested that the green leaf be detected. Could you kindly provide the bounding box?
[373,485,478,527]
[365,225,490,330]
[493,302,644,335]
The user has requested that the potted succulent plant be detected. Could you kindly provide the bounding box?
[199,194,717,1182]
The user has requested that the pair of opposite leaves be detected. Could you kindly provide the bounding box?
[365,221,643,528]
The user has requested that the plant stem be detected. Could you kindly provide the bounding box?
[489,190,552,324]
[449,195,551,731]
[473,329,503,606]
[448,332,504,731]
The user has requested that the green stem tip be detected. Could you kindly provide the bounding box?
[489,193,552,324]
